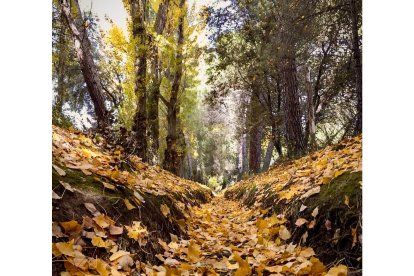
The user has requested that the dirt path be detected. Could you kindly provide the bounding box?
[144,196,341,275]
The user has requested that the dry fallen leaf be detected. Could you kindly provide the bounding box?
[311,207,319,218]
[299,247,315,258]
[344,195,350,207]
[301,231,309,243]
[109,225,123,235]
[109,251,130,262]
[93,214,112,229]
[351,227,357,248]
[134,191,145,203]
[233,252,251,276]
[124,199,136,210]
[102,182,116,191]
[92,236,107,248]
[52,222,65,238]
[188,240,201,262]
[84,202,100,216]
[95,259,109,276]
[53,164,66,176]
[59,181,74,192]
[160,204,170,217]
[299,204,307,212]
[300,186,320,199]
[295,218,308,227]
[278,225,291,240]
[326,264,348,276]
[55,240,75,257]
[60,220,82,234]
[118,255,134,270]
[52,190,61,199]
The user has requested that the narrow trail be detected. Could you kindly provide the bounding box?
[148,196,330,275]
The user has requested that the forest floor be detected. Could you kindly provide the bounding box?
[52,126,361,276]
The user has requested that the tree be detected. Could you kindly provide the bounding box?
[350,0,362,135]
[163,0,186,175]
[126,0,149,161]
[60,0,110,128]
[147,0,170,164]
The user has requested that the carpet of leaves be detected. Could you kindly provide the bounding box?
[52,126,351,275]
[225,136,362,206]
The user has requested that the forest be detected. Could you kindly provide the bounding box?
[52,0,361,188]
[52,0,362,275]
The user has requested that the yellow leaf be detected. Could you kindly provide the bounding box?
[55,240,75,257]
[110,169,120,180]
[60,220,82,234]
[102,182,116,191]
[309,257,326,274]
[334,170,345,178]
[92,236,107,248]
[233,252,251,276]
[93,214,113,229]
[160,204,170,217]
[95,259,109,276]
[256,218,268,231]
[52,243,61,257]
[126,221,148,244]
[109,250,130,262]
[268,214,286,226]
[296,169,311,177]
[279,225,291,240]
[188,240,201,262]
[299,247,315,258]
[326,264,348,276]
[124,199,136,210]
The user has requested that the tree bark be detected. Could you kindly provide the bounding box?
[261,139,274,171]
[61,0,110,128]
[350,0,362,135]
[130,0,148,161]
[281,52,305,158]
[248,94,263,173]
[163,0,186,175]
[148,0,170,164]
[306,67,316,151]
[240,134,248,176]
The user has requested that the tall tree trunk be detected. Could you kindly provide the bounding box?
[163,0,185,175]
[130,0,148,161]
[350,0,362,135]
[184,134,193,179]
[281,52,305,158]
[248,94,263,173]
[61,0,109,128]
[240,134,248,176]
[54,14,68,117]
[306,67,316,151]
[148,0,170,164]
[262,139,274,172]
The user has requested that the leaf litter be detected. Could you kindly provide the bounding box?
[52,125,356,275]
